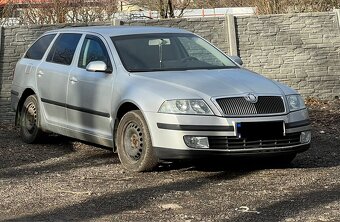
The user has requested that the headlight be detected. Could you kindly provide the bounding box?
[286,95,306,111]
[158,99,213,115]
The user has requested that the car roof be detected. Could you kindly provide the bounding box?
[45,26,191,37]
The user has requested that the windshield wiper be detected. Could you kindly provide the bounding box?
[128,68,167,72]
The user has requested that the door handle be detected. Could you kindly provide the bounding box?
[70,76,78,83]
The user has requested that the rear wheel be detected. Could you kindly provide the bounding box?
[116,110,158,172]
[20,95,44,143]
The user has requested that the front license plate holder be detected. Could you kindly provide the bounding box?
[236,121,284,139]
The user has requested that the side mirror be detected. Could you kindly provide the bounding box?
[86,61,110,73]
[230,56,243,66]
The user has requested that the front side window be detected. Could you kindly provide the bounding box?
[46,33,82,65]
[111,33,237,72]
[78,35,112,70]
[25,34,56,60]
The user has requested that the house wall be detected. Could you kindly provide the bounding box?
[1,12,339,123]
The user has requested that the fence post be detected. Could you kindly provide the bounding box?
[0,26,2,53]
[226,14,238,56]
[334,9,340,28]
[112,19,121,26]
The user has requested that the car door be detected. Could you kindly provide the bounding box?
[37,33,82,127]
[66,34,114,141]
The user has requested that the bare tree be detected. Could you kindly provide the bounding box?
[1,0,118,25]
[67,0,117,23]
[191,0,340,14]
[289,0,340,13]
[127,0,191,18]
[1,0,339,25]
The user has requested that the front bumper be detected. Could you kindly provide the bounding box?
[155,144,310,160]
[144,109,311,160]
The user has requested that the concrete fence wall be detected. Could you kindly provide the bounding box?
[1,12,340,122]
[0,22,112,122]
[236,12,340,100]
[121,17,230,55]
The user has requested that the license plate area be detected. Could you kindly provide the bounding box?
[236,121,284,139]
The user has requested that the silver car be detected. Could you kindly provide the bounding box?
[11,26,311,171]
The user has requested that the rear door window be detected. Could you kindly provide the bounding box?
[25,34,56,60]
[46,33,82,65]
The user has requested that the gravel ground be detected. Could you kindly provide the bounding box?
[0,102,339,222]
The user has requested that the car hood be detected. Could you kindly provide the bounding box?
[134,68,291,98]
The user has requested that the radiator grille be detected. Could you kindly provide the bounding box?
[216,96,285,116]
[208,133,301,150]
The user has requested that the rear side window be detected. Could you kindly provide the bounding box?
[46,33,82,65]
[25,34,56,60]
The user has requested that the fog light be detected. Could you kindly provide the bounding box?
[184,136,209,148]
[300,131,311,144]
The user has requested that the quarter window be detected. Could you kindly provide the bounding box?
[46,33,82,65]
[25,34,56,60]
[78,35,112,70]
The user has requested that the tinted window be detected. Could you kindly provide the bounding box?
[46,33,82,65]
[25,34,56,60]
[78,35,112,70]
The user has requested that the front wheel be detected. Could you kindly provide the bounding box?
[20,95,44,143]
[116,110,158,172]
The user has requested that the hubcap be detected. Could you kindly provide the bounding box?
[123,122,144,161]
[24,102,37,133]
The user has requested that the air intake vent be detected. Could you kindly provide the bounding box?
[208,133,301,150]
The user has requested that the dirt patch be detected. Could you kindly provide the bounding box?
[0,101,339,221]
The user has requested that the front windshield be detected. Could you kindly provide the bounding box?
[111,33,238,72]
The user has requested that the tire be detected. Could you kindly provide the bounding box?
[116,110,158,172]
[20,95,44,143]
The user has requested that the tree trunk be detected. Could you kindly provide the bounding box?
[167,0,174,18]
[159,0,166,18]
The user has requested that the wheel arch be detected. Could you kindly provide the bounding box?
[115,101,141,121]
[113,101,140,151]
[15,88,36,125]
